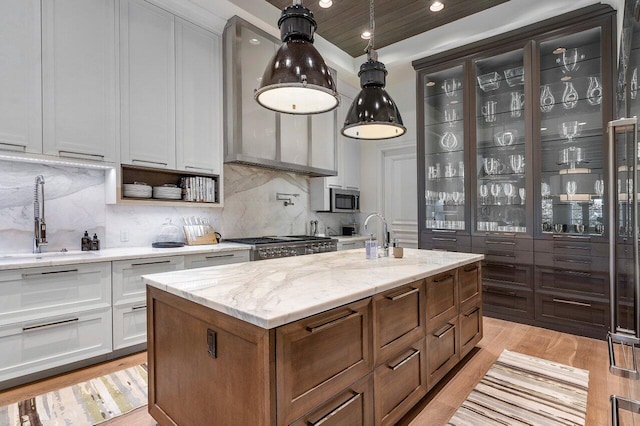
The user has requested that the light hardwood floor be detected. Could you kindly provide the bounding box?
[0,317,637,425]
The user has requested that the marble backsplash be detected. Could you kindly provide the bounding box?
[0,160,358,253]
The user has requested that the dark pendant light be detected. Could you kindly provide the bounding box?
[342,0,406,139]
[255,0,339,115]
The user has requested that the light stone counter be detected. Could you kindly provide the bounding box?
[0,242,251,270]
[143,248,483,329]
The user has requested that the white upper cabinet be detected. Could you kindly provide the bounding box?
[311,110,337,171]
[343,137,360,190]
[0,0,42,154]
[42,0,117,162]
[280,114,309,166]
[175,18,222,175]
[120,0,176,169]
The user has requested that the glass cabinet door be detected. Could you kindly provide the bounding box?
[423,65,466,231]
[538,28,605,236]
[474,48,527,233]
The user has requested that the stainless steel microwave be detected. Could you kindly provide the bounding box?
[310,181,360,213]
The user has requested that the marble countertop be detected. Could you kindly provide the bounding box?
[0,243,251,270]
[144,248,484,329]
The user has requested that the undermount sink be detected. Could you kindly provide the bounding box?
[0,250,98,260]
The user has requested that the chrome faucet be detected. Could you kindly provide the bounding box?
[33,175,47,253]
[364,213,390,257]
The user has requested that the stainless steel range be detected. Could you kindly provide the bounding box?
[224,235,337,260]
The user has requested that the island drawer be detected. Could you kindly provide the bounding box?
[184,250,250,269]
[426,270,458,330]
[459,262,481,310]
[289,374,373,426]
[276,298,373,425]
[112,256,184,304]
[374,338,427,425]
[373,280,425,365]
[459,300,482,358]
[426,316,459,389]
[0,262,111,326]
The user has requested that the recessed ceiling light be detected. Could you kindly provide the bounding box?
[249,38,260,45]
[319,0,332,8]
[553,47,567,54]
[426,81,435,87]
[361,30,372,40]
[430,1,444,12]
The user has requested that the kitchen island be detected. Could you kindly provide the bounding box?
[143,248,484,425]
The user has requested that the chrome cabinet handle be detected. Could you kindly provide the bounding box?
[131,260,171,267]
[23,317,79,332]
[386,287,419,301]
[554,245,589,250]
[484,262,516,269]
[59,150,104,160]
[22,268,79,279]
[131,304,147,311]
[434,323,455,338]
[432,229,456,233]
[388,348,420,371]
[132,159,167,167]
[0,142,27,152]
[553,269,591,277]
[554,258,590,264]
[306,311,359,333]
[552,298,591,308]
[307,392,361,426]
[486,240,515,246]
[204,254,234,259]
[433,237,457,242]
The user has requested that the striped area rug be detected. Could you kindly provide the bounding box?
[0,364,148,426]
[448,350,589,426]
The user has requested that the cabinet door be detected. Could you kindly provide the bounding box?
[0,0,42,154]
[426,270,458,328]
[120,0,175,169]
[176,18,221,175]
[42,0,117,162]
[113,301,147,349]
[310,109,337,171]
[343,137,361,190]
[280,114,309,166]
[112,256,184,304]
[426,316,459,389]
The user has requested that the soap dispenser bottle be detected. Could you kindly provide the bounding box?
[91,233,100,251]
[81,231,91,251]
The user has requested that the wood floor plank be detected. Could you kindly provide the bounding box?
[1,318,638,425]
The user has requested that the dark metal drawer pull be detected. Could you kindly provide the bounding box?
[59,150,104,159]
[553,269,591,277]
[306,311,359,333]
[485,287,517,297]
[388,349,420,370]
[464,307,480,317]
[555,245,589,250]
[131,304,147,311]
[434,323,455,338]
[387,287,419,301]
[554,258,590,265]
[433,237,457,242]
[22,268,79,279]
[23,317,79,332]
[484,262,516,269]
[463,265,479,272]
[553,234,589,240]
[487,252,515,258]
[132,159,167,166]
[131,260,172,267]
[486,241,515,246]
[552,298,591,308]
[204,254,234,259]
[307,392,361,426]
[433,274,453,283]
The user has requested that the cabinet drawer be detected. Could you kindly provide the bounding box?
[535,267,609,299]
[337,240,365,251]
[472,235,533,252]
[113,301,147,350]
[535,239,608,257]
[112,256,184,304]
[459,303,482,358]
[426,317,459,389]
[373,281,424,365]
[483,285,533,319]
[426,270,458,329]
[483,250,532,265]
[184,250,249,269]
[482,262,532,288]
[289,374,373,426]
[423,234,470,246]
[0,262,111,326]
[374,338,427,425]
[0,307,112,382]
[535,292,609,333]
[535,252,608,273]
[276,298,372,425]
[459,262,481,309]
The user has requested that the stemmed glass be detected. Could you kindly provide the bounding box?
[484,157,498,176]
[519,188,526,205]
[490,183,501,205]
[594,179,604,197]
[451,191,462,205]
[560,121,581,143]
[438,191,447,205]
[509,154,524,174]
[503,183,515,204]
[479,184,489,205]
[566,181,577,199]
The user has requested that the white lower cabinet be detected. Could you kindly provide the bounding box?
[184,250,250,269]
[113,301,147,350]
[0,307,112,382]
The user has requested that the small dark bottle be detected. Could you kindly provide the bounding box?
[81,231,91,251]
[91,233,100,251]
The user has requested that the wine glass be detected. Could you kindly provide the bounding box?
[479,184,489,205]
[440,132,459,151]
[451,191,462,205]
[566,180,577,199]
[484,157,498,175]
[503,183,515,204]
[519,187,526,205]
[509,154,525,174]
[490,183,501,205]
[560,121,581,143]
[594,179,604,197]
[438,191,447,205]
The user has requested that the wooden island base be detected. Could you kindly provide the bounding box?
[147,261,482,425]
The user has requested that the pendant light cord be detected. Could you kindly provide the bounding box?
[367,0,378,61]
